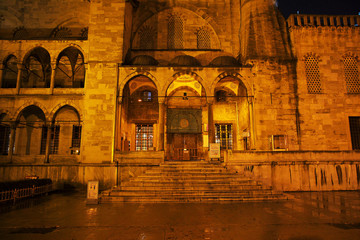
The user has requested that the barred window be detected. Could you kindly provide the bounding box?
[71,125,82,155]
[136,124,153,151]
[272,135,288,151]
[0,125,10,155]
[344,56,360,94]
[40,126,47,155]
[142,91,152,102]
[139,27,155,49]
[305,56,322,93]
[215,124,233,150]
[197,29,210,49]
[50,125,60,154]
[168,15,183,49]
[349,117,360,150]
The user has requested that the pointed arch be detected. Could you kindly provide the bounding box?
[119,71,160,98]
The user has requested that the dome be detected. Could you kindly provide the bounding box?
[130,55,159,66]
[170,55,201,67]
[209,56,240,67]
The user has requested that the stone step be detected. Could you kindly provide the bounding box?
[109,189,275,196]
[126,179,257,185]
[115,184,265,191]
[99,161,286,203]
[101,194,287,203]
[133,175,250,180]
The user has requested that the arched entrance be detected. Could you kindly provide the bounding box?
[165,74,207,160]
[213,76,251,151]
[117,75,159,152]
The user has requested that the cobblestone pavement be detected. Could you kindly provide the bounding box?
[0,191,359,240]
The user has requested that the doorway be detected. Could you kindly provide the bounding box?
[167,133,199,160]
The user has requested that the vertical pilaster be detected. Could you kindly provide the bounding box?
[248,97,256,149]
[115,98,122,151]
[16,63,22,94]
[158,97,166,151]
[0,63,4,88]
[208,99,215,145]
[8,123,16,162]
[45,125,52,163]
[50,62,56,94]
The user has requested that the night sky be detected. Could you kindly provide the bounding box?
[278,0,360,18]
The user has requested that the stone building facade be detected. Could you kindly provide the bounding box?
[0,0,359,191]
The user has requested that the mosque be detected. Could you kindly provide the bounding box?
[0,0,359,197]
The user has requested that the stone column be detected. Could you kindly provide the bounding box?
[0,62,4,88]
[248,97,256,150]
[50,62,56,93]
[158,97,166,151]
[8,122,16,162]
[207,99,215,145]
[115,98,122,151]
[45,124,52,163]
[16,63,22,94]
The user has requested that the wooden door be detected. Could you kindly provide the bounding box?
[168,134,198,160]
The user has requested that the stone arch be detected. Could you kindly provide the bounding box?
[52,44,87,64]
[132,6,221,50]
[1,52,19,63]
[163,71,209,97]
[49,102,83,123]
[13,102,49,123]
[302,52,322,62]
[119,71,160,97]
[212,72,250,96]
[133,5,221,41]
[20,45,53,64]
[342,52,359,62]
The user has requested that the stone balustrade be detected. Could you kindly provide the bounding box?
[287,14,360,28]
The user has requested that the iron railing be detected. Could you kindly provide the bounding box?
[0,184,52,203]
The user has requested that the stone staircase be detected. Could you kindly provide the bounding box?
[100,161,288,203]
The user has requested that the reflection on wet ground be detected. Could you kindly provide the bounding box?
[0,191,359,240]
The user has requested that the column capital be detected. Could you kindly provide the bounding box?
[158,96,166,104]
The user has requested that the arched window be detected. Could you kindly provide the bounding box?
[2,55,18,88]
[139,26,155,49]
[304,55,322,94]
[343,56,360,94]
[52,105,82,155]
[168,15,183,49]
[197,29,211,49]
[21,47,51,88]
[55,47,85,88]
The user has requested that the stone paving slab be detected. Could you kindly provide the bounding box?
[0,191,359,240]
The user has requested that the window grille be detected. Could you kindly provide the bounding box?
[40,126,47,155]
[349,117,360,150]
[197,29,211,49]
[136,124,153,151]
[50,125,60,154]
[0,125,10,155]
[215,90,227,102]
[142,91,152,102]
[344,56,360,94]
[140,27,155,49]
[304,56,322,93]
[71,125,82,154]
[2,55,18,88]
[168,15,183,49]
[215,124,233,150]
[272,135,288,151]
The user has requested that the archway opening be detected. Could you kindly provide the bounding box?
[118,75,159,152]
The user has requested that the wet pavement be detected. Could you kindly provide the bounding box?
[0,191,359,240]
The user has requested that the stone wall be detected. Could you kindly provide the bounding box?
[226,151,360,191]
[289,16,360,151]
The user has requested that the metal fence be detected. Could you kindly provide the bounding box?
[0,184,52,203]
